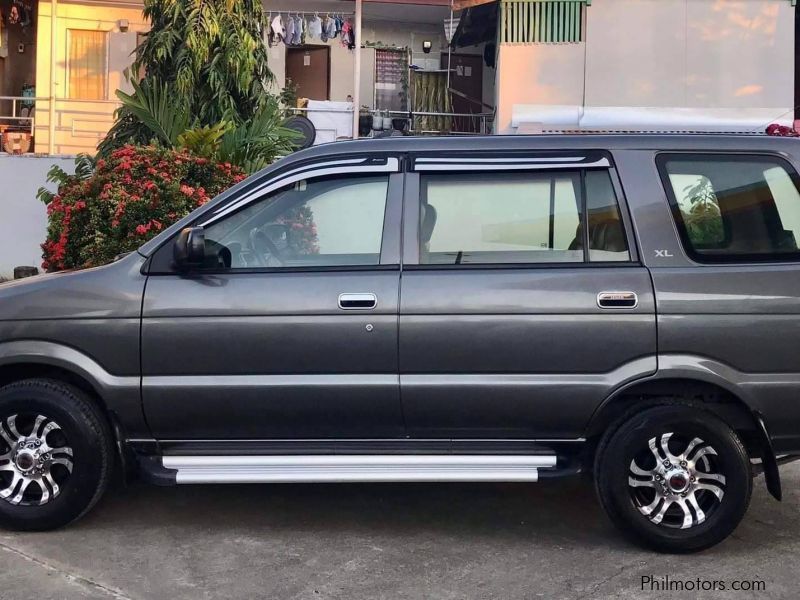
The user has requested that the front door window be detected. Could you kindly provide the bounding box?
[203,175,389,269]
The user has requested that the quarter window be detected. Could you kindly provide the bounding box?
[203,175,389,269]
[418,170,630,265]
[659,155,800,262]
[585,170,631,262]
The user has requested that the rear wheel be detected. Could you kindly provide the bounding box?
[595,404,752,553]
[0,379,113,531]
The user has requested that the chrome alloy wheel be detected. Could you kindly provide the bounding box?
[0,415,73,506]
[628,432,726,530]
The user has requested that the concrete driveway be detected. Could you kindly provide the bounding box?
[1,464,798,600]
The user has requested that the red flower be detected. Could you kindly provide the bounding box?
[42,145,248,271]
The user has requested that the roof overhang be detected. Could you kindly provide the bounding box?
[450,1,498,48]
[452,0,496,10]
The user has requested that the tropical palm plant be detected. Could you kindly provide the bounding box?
[98,0,293,166]
[100,79,298,173]
[136,0,272,123]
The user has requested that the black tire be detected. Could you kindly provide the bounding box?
[0,379,113,531]
[594,403,752,553]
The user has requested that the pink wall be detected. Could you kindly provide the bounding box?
[495,44,585,134]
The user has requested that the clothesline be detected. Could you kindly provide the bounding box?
[267,11,355,17]
[269,12,357,49]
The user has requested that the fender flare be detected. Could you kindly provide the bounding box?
[0,340,148,442]
[588,353,782,501]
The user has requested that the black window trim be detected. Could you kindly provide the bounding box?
[655,151,800,265]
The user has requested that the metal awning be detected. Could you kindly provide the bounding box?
[450,1,498,48]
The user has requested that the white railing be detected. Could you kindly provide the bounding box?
[2,96,493,155]
[0,96,123,154]
[0,96,36,135]
[287,106,495,141]
[368,110,494,136]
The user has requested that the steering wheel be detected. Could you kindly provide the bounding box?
[248,228,284,267]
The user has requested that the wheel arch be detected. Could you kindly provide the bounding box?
[0,361,107,410]
[588,376,755,431]
[0,340,148,448]
[585,364,780,500]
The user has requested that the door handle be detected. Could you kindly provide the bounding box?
[338,293,377,310]
[597,291,638,309]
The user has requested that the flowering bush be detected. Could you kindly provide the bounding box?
[40,145,246,271]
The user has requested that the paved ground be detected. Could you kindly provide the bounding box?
[1,464,798,600]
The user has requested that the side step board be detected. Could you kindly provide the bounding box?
[160,455,558,484]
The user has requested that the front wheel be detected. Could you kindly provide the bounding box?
[594,404,752,553]
[0,379,113,531]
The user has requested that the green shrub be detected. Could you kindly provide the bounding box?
[38,145,245,271]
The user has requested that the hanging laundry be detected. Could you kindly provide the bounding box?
[308,15,323,40]
[284,15,295,45]
[301,15,309,44]
[293,15,305,45]
[341,19,355,50]
[324,16,337,41]
[320,17,329,42]
[270,14,285,44]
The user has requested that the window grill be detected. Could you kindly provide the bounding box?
[500,0,589,44]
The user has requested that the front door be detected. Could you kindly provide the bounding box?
[441,53,484,133]
[286,46,331,101]
[399,154,657,439]
[141,160,404,440]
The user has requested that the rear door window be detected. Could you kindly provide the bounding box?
[418,170,630,265]
[658,154,800,262]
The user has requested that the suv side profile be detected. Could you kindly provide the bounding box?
[1,134,799,552]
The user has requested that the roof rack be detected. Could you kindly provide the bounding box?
[536,128,770,136]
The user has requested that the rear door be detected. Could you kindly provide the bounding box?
[399,153,657,439]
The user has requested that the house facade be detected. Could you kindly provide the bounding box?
[0,0,796,156]
[492,0,796,133]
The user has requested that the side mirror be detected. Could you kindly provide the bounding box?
[173,226,206,269]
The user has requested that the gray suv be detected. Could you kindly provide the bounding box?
[1,134,799,552]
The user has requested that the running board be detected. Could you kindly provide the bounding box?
[160,455,557,484]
